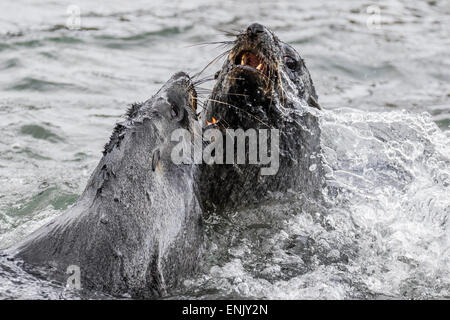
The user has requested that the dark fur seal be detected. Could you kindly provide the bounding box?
[197,23,325,213]
[5,72,203,298]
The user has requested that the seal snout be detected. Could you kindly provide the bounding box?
[171,71,191,83]
[247,23,265,37]
[169,71,197,114]
[225,23,278,83]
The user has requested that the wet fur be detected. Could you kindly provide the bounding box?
[6,73,203,298]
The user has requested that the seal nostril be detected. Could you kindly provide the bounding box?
[247,23,265,36]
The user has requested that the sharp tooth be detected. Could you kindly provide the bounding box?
[240,53,248,65]
[256,63,263,70]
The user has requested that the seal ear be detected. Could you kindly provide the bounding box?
[152,149,160,172]
[308,96,322,110]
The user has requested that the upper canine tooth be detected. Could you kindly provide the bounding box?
[256,63,263,70]
[240,53,248,65]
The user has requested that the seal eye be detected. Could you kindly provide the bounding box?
[284,56,297,70]
[170,104,178,119]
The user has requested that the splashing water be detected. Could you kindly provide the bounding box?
[177,109,450,300]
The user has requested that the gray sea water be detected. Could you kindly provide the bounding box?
[0,0,449,299]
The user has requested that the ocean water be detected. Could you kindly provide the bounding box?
[0,0,449,299]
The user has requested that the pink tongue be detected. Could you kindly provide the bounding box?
[241,52,260,68]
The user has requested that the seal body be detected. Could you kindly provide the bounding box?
[6,72,203,298]
[197,23,325,213]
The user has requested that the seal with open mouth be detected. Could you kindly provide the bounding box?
[197,23,325,213]
[5,72,203,298]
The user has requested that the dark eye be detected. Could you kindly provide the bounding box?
[170,104,178,118]
[284,56,297,70]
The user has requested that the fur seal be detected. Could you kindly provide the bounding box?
[197,23,325,213]
[5,72,203,299]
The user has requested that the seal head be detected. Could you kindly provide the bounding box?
[223,22,320,111]
[198,23,324,213]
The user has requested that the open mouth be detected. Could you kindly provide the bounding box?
[234,50,269,77]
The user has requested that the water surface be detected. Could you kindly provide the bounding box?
[0,0,449,299]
